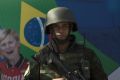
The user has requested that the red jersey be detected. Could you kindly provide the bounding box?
[0,56,29,80]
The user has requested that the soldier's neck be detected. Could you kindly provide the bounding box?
[58,41,70,53]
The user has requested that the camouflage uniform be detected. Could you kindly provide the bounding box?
[28,35,108,80]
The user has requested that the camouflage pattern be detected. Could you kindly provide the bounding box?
[27,36,108,80]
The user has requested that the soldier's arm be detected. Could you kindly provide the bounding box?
[89,50,108,80]
[34,46,49,65]
[25,47,50,80]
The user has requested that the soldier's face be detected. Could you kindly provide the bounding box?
[52,22,71,40]
[0,35,19,60]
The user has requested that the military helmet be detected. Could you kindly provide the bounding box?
[45,7,78,34]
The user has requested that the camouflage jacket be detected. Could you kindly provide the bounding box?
[27,37,108,80]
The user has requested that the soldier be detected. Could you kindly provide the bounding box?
[29,7,108,80]
[0,29,29,80]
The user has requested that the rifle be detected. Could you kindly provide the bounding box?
[47,45,86,80]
